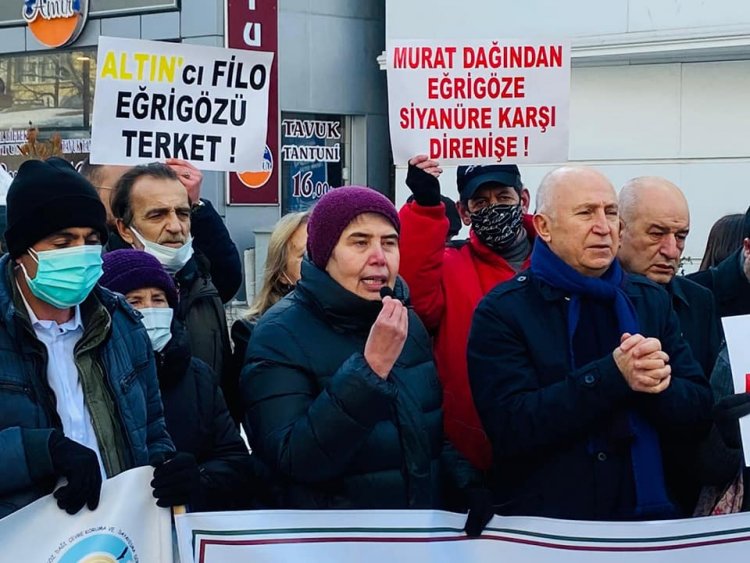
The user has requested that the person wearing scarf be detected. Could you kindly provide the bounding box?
[468,166,712,520]
[399,156,535,472]
[241,186,492,536]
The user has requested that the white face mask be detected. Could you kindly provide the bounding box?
[130,227,194,275]
[139,307,173,352]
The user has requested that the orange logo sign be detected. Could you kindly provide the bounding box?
[23,0,89,48]
[237,145,274,189]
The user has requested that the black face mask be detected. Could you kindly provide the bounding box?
[470,203,524,252]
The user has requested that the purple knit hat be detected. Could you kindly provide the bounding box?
[100,249,179,308]
[307,186,400,269]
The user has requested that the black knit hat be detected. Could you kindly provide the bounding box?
[4,158,108,258]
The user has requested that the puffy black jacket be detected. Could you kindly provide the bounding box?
[241,260,476,509]
[226,317,257,425]
[158,320,256,511]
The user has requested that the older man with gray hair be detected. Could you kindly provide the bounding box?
[617,176,721,515]
[468,166,711,520]
[618,177,720,377]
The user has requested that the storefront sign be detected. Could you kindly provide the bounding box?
[0,128,91,177]
[226,0,279,204]
[281,113,343,213]
[23,0,89,48]
[0,1,177,25]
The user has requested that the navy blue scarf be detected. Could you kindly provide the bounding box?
[530,239,675,519]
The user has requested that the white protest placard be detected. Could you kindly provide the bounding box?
[386,39,570,166]
[0,466,172,562]
[90,36,273,171]
[720,314,750,465]
[176,508,750,563]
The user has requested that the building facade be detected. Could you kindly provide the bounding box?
[387,0,750,270]
[0,0,389,300]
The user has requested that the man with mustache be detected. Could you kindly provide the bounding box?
[80,158,242,305]
[110,163,230,382]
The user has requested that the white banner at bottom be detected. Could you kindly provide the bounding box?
[176,509,750,563]
[0,466,172,562]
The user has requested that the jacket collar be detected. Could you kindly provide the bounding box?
[666,276,689,308]
[0,254,23,340]
[295,259,404,333]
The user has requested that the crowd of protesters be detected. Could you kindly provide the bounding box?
[1,151,750,536]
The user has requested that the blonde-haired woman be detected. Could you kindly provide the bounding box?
[226,211,309,423]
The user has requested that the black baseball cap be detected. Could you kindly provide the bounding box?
[456,164,522,202]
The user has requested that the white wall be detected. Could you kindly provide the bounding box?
[388,0,750,269]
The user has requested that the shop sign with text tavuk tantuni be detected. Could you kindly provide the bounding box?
[225,0,279,204]
[23,0,89,48]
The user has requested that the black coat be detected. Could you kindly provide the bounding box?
[173,257,231,384]
[241,260,477,509]
[191,199,242,303]
[687,248,750,318]
[667,276,722,378]
[659,277,722,514]
[158,321,255,511]
[468,271,712,520]
[225,317,256,425]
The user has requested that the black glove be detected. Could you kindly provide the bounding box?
[151,452,200,507]
[714,393,750,449]
[48,431,102,515]
[463,488,495,538]
[406,161,441,207]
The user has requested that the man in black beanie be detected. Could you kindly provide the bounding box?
[0,157,174,519]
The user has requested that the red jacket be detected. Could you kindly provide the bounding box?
[399,201,534,470]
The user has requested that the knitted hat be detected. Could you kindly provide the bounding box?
[307,186,400,269]
[100,249,179,308]
[5,157,108,258]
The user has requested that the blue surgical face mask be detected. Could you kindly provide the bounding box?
[20,245,103,309]
[139,307,173,352]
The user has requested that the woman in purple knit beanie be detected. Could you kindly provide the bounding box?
[240,186,486,532]
[100,249,258,511]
